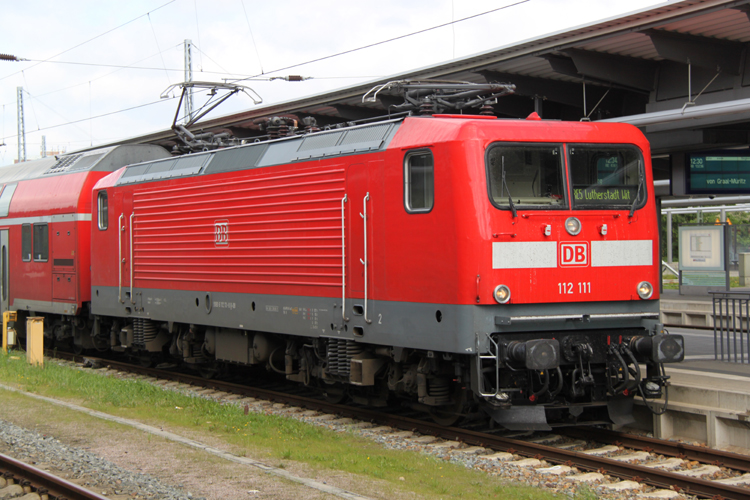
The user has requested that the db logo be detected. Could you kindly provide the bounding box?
[214,220,229,246]
[560,242,588,266]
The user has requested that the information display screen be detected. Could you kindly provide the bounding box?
[687,151,750,194]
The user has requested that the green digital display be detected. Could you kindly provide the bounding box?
[688,152,750,194]
[573,186,635,203]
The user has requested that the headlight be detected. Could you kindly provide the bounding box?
[493,284,511,304]
[637,281,653,299]
[565,217,581,236]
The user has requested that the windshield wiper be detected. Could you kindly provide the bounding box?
[501,156,517,218]
[628,161,644,218]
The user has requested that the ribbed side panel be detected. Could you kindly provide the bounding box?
[131,166,346,290]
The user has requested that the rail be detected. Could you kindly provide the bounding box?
[0,451,110,500]
[711,291,750,362]
[50,351,750,500]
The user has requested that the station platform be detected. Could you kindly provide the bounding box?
[631,292,750,450]
[637,362,750,452]
[659,287,750,329]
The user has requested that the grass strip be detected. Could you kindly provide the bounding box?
[0,352,571,499]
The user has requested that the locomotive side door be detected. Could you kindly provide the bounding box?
[0,229,8,314]
[347,163,373,327]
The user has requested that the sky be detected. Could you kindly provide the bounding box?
[0,0,671,164]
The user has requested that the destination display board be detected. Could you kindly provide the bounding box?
[687,151,750,194]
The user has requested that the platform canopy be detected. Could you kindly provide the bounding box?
[108,0,750,160]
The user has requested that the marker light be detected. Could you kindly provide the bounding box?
[493,284,511,304]
[637,281,653,299]
[565,217,581,236]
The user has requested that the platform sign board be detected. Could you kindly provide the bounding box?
[686,151,750,194]
[678,225,729,295]
[679,225,725,271]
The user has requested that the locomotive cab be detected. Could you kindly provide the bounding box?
[464,119,684,429]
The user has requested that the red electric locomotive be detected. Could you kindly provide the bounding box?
[85,98,682,428]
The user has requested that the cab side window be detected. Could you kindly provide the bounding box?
[98,191,108,230]
[405,150,434,213]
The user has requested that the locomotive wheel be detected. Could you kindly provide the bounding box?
[323,383,347,404]
[428,385,468,426]
[429,404,465,426]
[137,355,153,368]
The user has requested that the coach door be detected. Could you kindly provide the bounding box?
[0,230,7,314]
[347,163,373,328]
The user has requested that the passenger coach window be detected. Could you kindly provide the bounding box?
[98,191,108,230]
[569,145,645,209]
[21,224,31,262]
[405,150,434,212]
[486,144,565,209]
[33,224,48,262]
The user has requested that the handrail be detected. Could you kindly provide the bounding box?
[129,213,135,305]
[118,214,124,303]
[476,333,500,397]
[360,193,372,324]
[662,260,678,276]
[341,194,349,323]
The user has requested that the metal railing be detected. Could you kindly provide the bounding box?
[711,291,750,363]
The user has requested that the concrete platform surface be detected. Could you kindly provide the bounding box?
[666,359,750,384]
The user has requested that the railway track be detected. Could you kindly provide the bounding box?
[49,351,750,499]
[0,451,110,500]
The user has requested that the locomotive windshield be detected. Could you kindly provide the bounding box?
[568,145,645,210]
[486,144,566,209]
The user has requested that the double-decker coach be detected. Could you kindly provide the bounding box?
[0,145,169,347]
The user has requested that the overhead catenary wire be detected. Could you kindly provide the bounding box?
[0,0,177,83]
[0,44,184,106]
[4,58,379,78]
[20,73,40,134]
[1,96,178,140]
[148,12,171,87]
[193,0,204,71]
[1,57,369,108]
[2,0,529,152]
[227,0,530,83]
[191,45,234,79]
[4,1,529,99]
[240,0,263,74]
[19,88,110,140]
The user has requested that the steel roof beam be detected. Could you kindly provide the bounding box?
[541,54,580,79]
[645,29,744,75]
[564,49,658,91]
